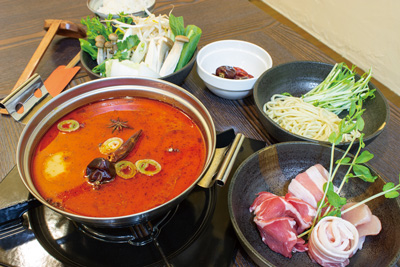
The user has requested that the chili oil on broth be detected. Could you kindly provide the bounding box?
[31,97,207,217]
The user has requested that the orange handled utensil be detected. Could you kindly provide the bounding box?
[12,19,86,92]
[1,19,86,115]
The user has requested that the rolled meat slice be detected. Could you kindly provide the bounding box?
[308,216,359,267]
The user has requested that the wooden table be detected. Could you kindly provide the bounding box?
[1,0,399,266]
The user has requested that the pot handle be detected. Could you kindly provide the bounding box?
[215,133,245,186]
[198,132,245,188]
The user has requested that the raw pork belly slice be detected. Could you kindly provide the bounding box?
[253,217,305,258]
[306,164,329,190]
[250,192,317,258]
[288,164,329,208]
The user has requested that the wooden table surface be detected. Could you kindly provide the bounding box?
[1,0,399,266]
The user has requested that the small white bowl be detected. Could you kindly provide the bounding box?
[196,40,273,100]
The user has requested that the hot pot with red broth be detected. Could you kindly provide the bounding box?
[17,77,216,227]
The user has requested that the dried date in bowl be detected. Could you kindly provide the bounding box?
[197,40,273,100]
[215,66,254,80]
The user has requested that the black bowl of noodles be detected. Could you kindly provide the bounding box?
[253,61,389,148]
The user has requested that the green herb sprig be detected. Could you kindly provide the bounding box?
[298,96,400,239]
[302,63,375,115]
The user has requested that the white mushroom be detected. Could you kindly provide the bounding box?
[156,37,174,72]
[104,41,113,59]
[159,35,189,77]
[144,38,158,73]
[95,35,106,65]
[95,41,105,65]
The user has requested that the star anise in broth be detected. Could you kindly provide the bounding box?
[108,117,132,133]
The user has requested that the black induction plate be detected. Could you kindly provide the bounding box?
[28,186,216,267]
[0,136,267,267]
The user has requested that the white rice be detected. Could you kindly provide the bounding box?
[97,0,155,14]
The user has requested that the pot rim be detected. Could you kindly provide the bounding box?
[17,77,216,227]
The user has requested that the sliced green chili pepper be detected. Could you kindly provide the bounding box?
[115,160,137,179]
[99,137,124,155]
[135,159,162,176]
[57,120,80,132]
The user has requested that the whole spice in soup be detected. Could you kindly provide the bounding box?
[85,157,116,185]
[136,159,162,176]
[31,97,207,217]
[108,129,142,163]
[115,160,137,179]
[215,66,254,79]
[108,117,132,133]
[57,119,80,132]
[99,137,124,155]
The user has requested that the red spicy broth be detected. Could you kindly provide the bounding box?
[31,97,207,217]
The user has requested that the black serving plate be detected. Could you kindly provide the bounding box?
[253,61,389,147]
[228,142,400,267]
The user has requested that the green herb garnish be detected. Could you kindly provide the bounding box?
[302,62,375,115]
[298,94,400,238]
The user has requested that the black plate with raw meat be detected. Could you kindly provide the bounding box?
[228,142,400,266]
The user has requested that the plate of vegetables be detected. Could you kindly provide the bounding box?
[79,12,201,85]
[253,61,389,147]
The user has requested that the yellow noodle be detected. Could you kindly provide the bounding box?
[263,94,360,142]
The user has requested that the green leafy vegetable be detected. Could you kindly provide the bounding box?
[93,61,106,74]
[175,25,202,71]
[302,62,375,115]
[168,14,202,71]
[325,183,347,208]
[80,16,113,44]
[113,35,140,60]
[169,14,185,37]
[79,39,97,60]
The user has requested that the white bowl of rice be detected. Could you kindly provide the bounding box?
[87,0,155,19]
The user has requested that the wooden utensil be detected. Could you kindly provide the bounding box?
[1,19,86,115]
[19,52,81,124]
[0,52,82,120]
[12,19,86,92]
